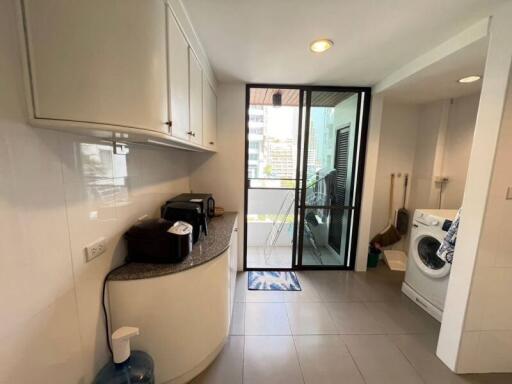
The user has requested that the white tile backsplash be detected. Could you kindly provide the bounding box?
[0,125,192,383]
[0,124,192,383]
[1,1,193,380]
[0,290,85,384]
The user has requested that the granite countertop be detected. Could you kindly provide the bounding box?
[108,212,238,281]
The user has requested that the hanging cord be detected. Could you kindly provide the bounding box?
[439,182,443,209]
[388,173,395,225]
[102,264,127,356]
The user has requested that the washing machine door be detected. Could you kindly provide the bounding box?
[412,234,451,278]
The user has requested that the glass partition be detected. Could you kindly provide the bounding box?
[245,86,370,270]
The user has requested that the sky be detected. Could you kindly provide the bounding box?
[265,106,298,140]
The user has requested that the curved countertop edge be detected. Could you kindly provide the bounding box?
[107,212,238,281]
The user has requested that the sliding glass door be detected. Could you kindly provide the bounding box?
[298,90,365,268]
[245,87,302,269]
[244,85,370,270]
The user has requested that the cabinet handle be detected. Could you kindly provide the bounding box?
[209,141,215,145]
[165,121,172,133]
[187,131,196,137]
[234,228,238,232]
[192,132,196,137]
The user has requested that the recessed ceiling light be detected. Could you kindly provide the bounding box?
[310,39,334,53]
[458,75,481,84]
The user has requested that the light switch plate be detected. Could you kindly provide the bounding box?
[507,187,512,200]
[85,237,107,262]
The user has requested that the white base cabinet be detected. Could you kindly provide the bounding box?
[108,217,238,384]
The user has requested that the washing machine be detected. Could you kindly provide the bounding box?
[401,209,457,321]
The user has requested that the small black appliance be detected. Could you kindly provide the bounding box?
[163,193,215,219]
[161,201,207,243]
[124,219,192,263]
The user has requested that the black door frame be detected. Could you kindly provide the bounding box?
[244,84,371,271]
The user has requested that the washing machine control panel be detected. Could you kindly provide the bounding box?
[415,212,453,231]
[415,213,440,227]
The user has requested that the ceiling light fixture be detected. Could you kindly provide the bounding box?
[310,39,334,53]
[458,75,481,84]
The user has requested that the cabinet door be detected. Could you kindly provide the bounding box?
[229,220,239,311]
[189,49,203,146]
[167,8,190,141]
[22,0,168,133]
[202,79,217,150]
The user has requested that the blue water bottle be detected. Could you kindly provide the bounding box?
[94,327,155,384]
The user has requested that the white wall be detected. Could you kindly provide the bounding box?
[189,84,246,269]
[408,94,479,215]
[457,67,512,372]
[368,94,479,257]
[0,1,192,382]
[369,101,419,251]
[408,100,448,213]
[437,1,512,371]
[442,93,480,208]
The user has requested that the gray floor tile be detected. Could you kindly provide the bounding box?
[352,276,404,302]
[389,332,469,384]
[294,335,365,384]
[364,297,439,334]
[326,302,385,334]
[190,336,244,384]
[234,272,247,302]
[301,271,365,302]
[244,336,304,384]
[220,270,512,384]
[460,373,512,383]
[245,289,284,302]
[286,302,337,335]
[245,302,291,335]
[230,301,245,335]
[342,334,424,384]
[282,273,322,302]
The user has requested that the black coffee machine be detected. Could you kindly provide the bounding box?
[165,193,215,219]
[161,201,206,243]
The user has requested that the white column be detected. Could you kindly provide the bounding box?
[355,94,384,271]
[437,2,512,371]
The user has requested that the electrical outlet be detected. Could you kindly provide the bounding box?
[85,237,107,262]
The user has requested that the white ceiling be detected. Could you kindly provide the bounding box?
[183,0,505,86]
[382,38,488,104]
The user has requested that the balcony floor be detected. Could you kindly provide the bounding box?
[246,246,292,269]
[247,245,344,268]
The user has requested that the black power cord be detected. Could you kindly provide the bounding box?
[102,264,127,356]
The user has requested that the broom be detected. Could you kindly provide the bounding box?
[371,173,401,249]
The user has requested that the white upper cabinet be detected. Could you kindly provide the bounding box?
[19,0,217,151]
[167,7,190,141]
[21,0,168,133]
[203,78,217,150]
[189,48,203,146]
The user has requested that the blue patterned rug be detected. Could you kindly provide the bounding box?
[248,271,302,291]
